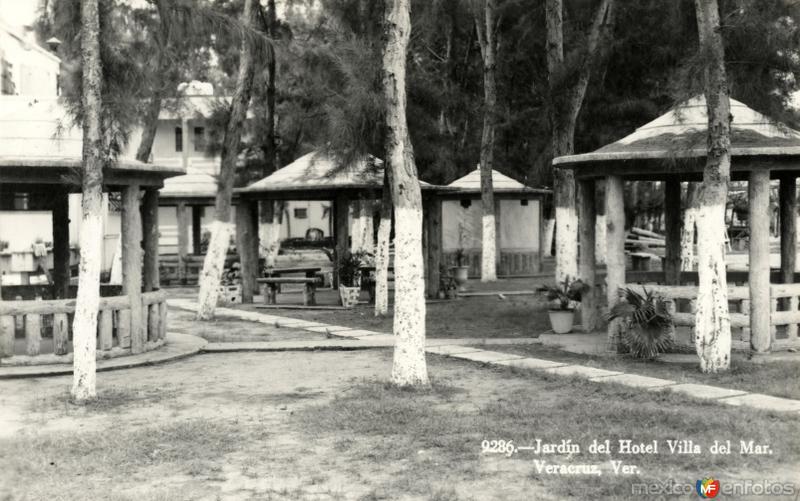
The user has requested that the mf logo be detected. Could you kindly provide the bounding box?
[696,477,721,498]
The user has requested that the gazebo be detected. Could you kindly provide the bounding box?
[0,97,183,365]
[235,151,451,298]
[553,96,800,353]
[443,167,551,277]
[158,173,218,284]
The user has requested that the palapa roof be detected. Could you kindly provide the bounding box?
[447,166,550,195]
[160,173,218,200]
[554,96,800,170]
[0,96,184,178]
[237,151,446,198]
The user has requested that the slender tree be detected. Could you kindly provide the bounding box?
[474,0,499,282]
[546,0,615,282]
[71,0,104,403]
[375,169,392,316]
[384,0,429,386]
[681,181,699,270]
[197,0,258,319]
[693,0,731,372]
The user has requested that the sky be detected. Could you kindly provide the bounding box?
[0,0,39,28]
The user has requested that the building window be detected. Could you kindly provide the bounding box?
[193,127,206,152]
[175,127,183,152]
[521,199,529,206]
[460,199,472,208]
[293,208,308,219]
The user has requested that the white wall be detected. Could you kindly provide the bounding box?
[279,201,331,240]
[0,25,60,96]
[442,198,540,252]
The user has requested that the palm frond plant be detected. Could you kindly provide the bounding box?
[539,277,588,311]
[607,287,674,360]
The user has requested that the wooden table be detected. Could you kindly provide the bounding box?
[263,266,321,278]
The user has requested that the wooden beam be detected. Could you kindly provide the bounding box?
[142,188,160,291]
[605,175,625,352]
[578,179,597,332]
[749,170,771,353]
[663,177,682,285]
[176,202,189,284]
[51,191,71,299]
[333,193,350,289]
[122,185,144,354]
[235,201,259,303]
[423,197,442,298]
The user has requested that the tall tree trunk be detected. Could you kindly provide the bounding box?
[258,0,280,241]
[375,169,392,316]
[197,0,257,320]
[383,0,429,387]
[71,0,103,403]
[595,179,606,265]
[135,0,171,163]
[681,182,699,270]
[546,0,615,282]
[694,0,731,372]
[476,0,498,282]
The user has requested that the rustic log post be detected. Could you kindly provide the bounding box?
[494,198,502,276]
[142,188,160,292]
[423,196,443,298]
[159,301,167,340]
[663,176,682,285]
[749,170,771,353]
[235,200,259,303]
[52,191,71,299]
[98,308,113,350]
[53,312,69,355]
[191,205,203,254]
[122,185,144,354]
[779,175,797,318]
[606,175,626,351]
[333,193,350,289]
[578,179,597,332]
[148,303,160,342]
[25,314,41,356]
[117,309,131,348]
[0,316,14,357]
[176,202,189,284]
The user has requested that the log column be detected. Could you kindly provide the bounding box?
[191,206,203,254]
[605,175,626,351]
[578,179,597,332]
[235,200,259,303]
[423,196,442,298]
[780,174,798,339]
[142,188,160,291]
[663,177,682,285]
[52,191,71,299]
[749,170,771,353]
[333,193,350,288]
[122,185,144,353]
[176,202,189,284]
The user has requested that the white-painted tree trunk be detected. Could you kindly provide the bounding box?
[350,203,363,252]
[259,220,280,267]
[374,213,391,316]
[196,220,234,320]
[481,214,497,281]
[390,206,428,385]
[595,214,607,265]
[71,209,102,402]
[543,218,555,257]
[555,206,578,282]
[694,201,731,371]
[680,207,697,271]
[361,206,374,255]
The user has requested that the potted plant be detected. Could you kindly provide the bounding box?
[607,287,674,359]
[218,263,242,304]
[539,277,588,334]
[450,248,469,290]
[337,250,365,308]
[439,268,459,299]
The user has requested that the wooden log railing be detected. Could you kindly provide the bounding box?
[619,282,800,351]
[0,290,168,365]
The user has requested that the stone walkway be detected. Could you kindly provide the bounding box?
[171,298,800,415]
[0,333,207,379]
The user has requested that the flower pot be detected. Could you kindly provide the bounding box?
[339,285,361,308]
[445,288,458,299]
[437,290,446,300]
[548,309,575,334]
[451,266,469,290]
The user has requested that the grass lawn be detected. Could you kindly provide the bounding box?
[232,293,551,338]
[167,308,328,343]
[1,350,798,500]
[487,343,800,401]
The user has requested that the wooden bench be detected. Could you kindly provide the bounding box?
[257,277,318,306]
